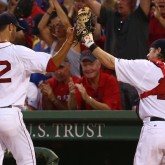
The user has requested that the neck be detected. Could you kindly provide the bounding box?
[87,73,100,89]
[0,33,9,42]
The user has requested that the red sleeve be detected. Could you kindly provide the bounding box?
[46,59,57,72]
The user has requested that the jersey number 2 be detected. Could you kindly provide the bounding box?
[0,61,11,83]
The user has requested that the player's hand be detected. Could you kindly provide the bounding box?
[82,32,94,48]
[66,27,75,45]
[74,6,95,46]
[75,83,88,101]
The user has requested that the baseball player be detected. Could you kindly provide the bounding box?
[0,12,74,165]
[80,32,165,164]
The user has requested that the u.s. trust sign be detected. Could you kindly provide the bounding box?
[23,110,142,141]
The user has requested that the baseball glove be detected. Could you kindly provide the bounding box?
[75,7,95,43]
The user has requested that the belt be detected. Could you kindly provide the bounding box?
[150,117,165,121]
[0,105,12,108]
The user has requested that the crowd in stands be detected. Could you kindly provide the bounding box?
[1,0,165,111]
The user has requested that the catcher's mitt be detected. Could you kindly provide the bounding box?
[75,7,95,43]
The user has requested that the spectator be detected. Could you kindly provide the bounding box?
[83,0,150,110]
[149,0,165,46]
[6,0,45,47]
[31,13,50,52]
[30,13,52,86]
[68,50,122,110]
[84,0,150,60]
[38,0,81,77]
[39,58,80,110]
[0,0,7,13]
[25,82,42,110]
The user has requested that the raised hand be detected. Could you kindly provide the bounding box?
[153,3,161,20]
[75,7,95,43]
[68,77,76,95]
[75,83,88,100]
[39,81,55,101]
[66,27,75,45]
[82,32,94,47]
[49,0,55,11]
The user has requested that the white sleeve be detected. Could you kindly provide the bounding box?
[15,45,51,74]
[115,58,154,89]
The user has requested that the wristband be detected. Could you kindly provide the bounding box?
[89,43,98,52]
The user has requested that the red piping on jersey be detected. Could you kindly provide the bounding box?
[140,59,165,99]
[46,59,57,72]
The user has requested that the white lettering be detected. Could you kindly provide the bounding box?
[64,124,74,137]
[38,123,46,137]
[52,123,63,137]
[96,124,105,137]
[86,123,95,137]
[75,123,85,137]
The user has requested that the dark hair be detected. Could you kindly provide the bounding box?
[150,39,165,60]
[159,52,165,61]
[14,0,34,18]
[0,24,8,32]
[31,14,44,35]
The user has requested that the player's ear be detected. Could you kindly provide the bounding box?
[8,23,13,32]
[157,47,161,53]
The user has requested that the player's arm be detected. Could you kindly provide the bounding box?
[83,33,115,70]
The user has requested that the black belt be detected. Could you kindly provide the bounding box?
[150,117,165,121]
[0,105,12,108]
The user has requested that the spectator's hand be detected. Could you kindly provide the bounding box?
[49,0,55,10]
[68,77,76,95]
[39,81,55,101]
[153,3,161,20]
[75,83,88,100]
[81,0,90,4]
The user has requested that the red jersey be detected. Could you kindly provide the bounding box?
[149,13,165,46]
[24,3,45,48]
[75,71,122,110]
[46,76,80,110]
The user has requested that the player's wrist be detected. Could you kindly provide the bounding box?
[89,43,98,52]
[86,41,94,48]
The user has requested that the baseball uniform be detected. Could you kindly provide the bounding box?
[0,42,52,165]
[115,58,165,165]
